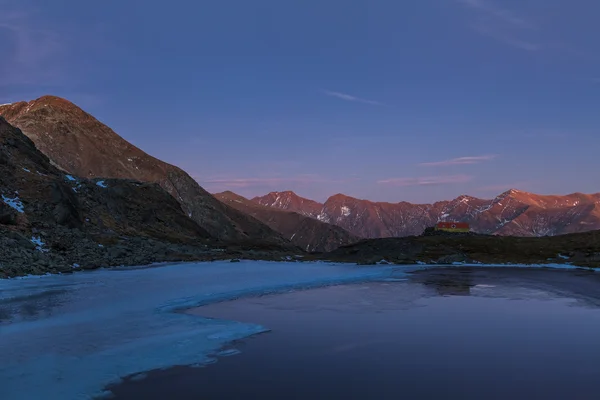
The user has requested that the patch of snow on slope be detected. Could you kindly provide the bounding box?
[65,175,76,182]
[22,168,31,173]
[30,236,49,252]
[2,194,24,213]
[317,212,330,223]
[0,261,400,400]
[96,180,107,188]
[341,206,351,217]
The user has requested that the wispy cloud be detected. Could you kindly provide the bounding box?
[322,90,385,106]
[476,182,530,193]
[456,0,541,51]
[0,8,65,86]
[418,154,497,167]
[198,174,352,189]
[471,23,540,51]
[201,177,315,188]
[457,0,531,28]
[521,131,567,139]
[377,175,472,186]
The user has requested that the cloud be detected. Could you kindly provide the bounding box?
[322,90,385,106]
[456,0,541,51]
[418,154,497,167]
[457,0,531,28]
[198,174,352,189]
[0,8,65,86]
[476,182,529,193]
[471,23,540,51]
[521,131,567,139]
[201,177,315,188]
[377,175,472,186]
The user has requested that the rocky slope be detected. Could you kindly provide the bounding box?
[0,96,286,245]
[215,191,359,252]
[253,190,600,238]
[318,230,600,268]
[0,116,223,277]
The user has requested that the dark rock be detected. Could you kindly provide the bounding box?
[435,254,470,264]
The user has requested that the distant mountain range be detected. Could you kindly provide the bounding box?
[215,191,358,252]
[252,190,600,238]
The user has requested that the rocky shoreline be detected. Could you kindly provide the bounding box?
[4,229,599,279]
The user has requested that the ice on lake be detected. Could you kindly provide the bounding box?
[0,261,402,400]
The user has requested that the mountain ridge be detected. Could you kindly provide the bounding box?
[215,191,359,252]
[0,96,290,246]
[251,189,600,238]
[0,115,223,276]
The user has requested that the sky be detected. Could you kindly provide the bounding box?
[1,0,599,203]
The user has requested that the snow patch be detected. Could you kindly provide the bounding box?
[22,167,31,173]
[317,212,330,223]
[96,180,107,188]
[2,194,24,213]
[341,206,351,217]
[65,175,76,181]
[30,236,49,252]
[216,349,241,357]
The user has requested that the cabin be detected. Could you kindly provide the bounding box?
[435,222,470,233]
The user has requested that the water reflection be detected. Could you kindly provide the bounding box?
[413,267,474,296]
[411,267,600,308]
[109,268,600,400]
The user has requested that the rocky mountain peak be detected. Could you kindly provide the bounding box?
[1,96,288,245]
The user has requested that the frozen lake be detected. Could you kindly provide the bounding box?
[111,268,600,400]
[0,261,402,400]
[2,262,599,399]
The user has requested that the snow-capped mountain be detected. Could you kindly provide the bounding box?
[252,190,600,238]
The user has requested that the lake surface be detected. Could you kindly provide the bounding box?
[109,268,600,400]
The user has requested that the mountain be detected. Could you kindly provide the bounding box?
[252,190,600,238]
[215,191,359,252]
[0,96,287,246]
[0,116,222,277]
[253,191,323,218]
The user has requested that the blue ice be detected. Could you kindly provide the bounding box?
[0,261,401,400]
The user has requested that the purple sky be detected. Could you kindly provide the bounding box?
[1,0,599,203]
